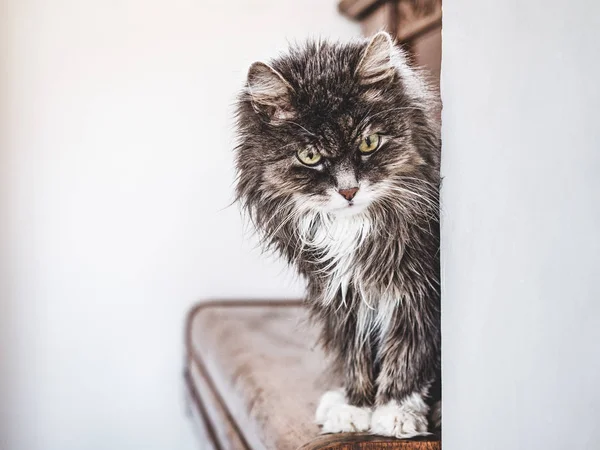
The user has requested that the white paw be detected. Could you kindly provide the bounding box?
[315,389,346,425]
[321,404,372,433]
[370,394,430,438]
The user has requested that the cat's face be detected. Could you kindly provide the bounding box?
[236,32,439,225]
[259,108,417,219]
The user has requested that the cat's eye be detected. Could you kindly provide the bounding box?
[358,133,381,154]
[297,148,322,166]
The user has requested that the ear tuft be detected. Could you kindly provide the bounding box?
[356,31,396,85]
[246,62,294,122]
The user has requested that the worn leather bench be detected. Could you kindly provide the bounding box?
[184,300,441,450]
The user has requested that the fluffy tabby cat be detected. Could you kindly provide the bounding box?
[234,32,440,438]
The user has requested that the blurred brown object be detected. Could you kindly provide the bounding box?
[338,0,442,88]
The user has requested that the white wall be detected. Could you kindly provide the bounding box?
[441,1,600,449]
[0,1,358,449]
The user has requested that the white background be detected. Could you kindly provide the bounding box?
[441,1,600,449]
[0,1,357,449]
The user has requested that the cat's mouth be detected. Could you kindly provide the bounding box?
[296,187,375,218]
[326,199,371,217]
[319,185,375,217]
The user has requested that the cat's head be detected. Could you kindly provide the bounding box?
[235,32,440,235]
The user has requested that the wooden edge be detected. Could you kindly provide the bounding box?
[184,368,225,450]
[184,299,305,364]
[185,352,253,450]
[186,358,252,450]
[339,0,442,46]
[298,433,440,450]
[338,0,388,21]
[338,0,442,22]
[186,298,304,328]
[397,11,442,43]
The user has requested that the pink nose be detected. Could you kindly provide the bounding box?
[338,187,359,201]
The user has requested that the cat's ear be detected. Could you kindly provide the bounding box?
[356,31,397,85]
[246,62,295,122]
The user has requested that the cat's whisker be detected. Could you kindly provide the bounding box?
[385,185,438,211]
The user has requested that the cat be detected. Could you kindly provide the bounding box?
[234,31,440,438]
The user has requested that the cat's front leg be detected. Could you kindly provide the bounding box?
[315,325,376,433]
[370,317,438,438]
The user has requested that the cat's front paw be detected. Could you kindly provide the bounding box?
[370,395,429,438]
[315,389,346,425]
[316,389,372,433]
[322,404,372,434]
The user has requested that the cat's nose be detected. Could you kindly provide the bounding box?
[338,187,359,201]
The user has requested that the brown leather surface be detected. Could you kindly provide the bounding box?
[185,301,440,450]
[188,358,249,450]
[185,366,219,450]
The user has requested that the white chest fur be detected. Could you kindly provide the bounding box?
[298,213,400,343]
[299,213,370,304]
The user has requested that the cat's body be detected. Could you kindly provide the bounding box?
[235,32,440,438]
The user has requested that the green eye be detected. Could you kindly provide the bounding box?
[358,133,381,154]
[297,148,322,166]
